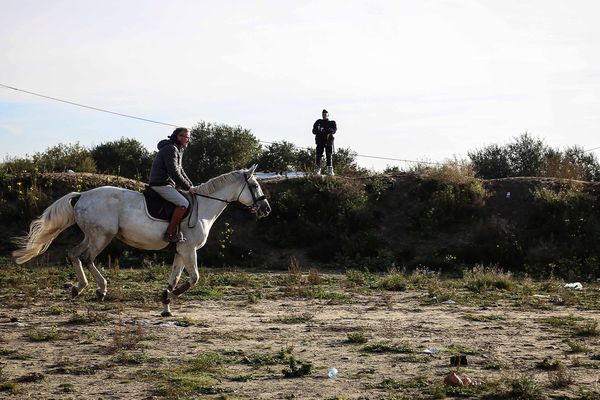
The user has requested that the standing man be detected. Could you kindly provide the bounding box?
[312,109,337,175]
[148,127,196,243]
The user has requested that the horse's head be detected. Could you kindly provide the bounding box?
[238,165,271,217]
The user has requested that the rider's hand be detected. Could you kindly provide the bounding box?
[188,187,197,194]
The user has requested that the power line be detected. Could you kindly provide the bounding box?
[1,82,443,165]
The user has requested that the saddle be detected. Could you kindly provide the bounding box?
[142,186,193,221]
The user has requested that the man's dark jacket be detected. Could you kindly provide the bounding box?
[312,119,337,145]
[148,139,193,190]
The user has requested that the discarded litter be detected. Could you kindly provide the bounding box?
[564,282,583,290]
[424,347,440,354]
[505,191,511,199]
[442,300,456,305]
[328,368,338,378]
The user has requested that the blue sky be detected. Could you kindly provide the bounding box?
[1,0,599,171]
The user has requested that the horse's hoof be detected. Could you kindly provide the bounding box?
[95,289,106,302]
[71,286,80,299]
[161,311,172,317]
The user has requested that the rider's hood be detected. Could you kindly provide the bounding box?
[157,139,174,150]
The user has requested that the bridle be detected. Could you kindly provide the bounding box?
[194,172,266,211]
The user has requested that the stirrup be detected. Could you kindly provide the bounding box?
[164,231,186,243]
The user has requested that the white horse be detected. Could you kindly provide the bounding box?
[12,165,270,316]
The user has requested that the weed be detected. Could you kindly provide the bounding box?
[0,348,31,360]
[379,273,408,291]
[189,352,229,374]
[345,268,376,286]
[535,357,561,371]
[287,256,302,284]
[463,265,514,293]
[566,339,590,353]
[462,313,506,322]
[498,374,546,400]
[26,326,60,342]
[362,340,414,354]
[548,363,574,388]
[575,320,599,337]
[16,372,44,383]
[307,267,321,285]
[112,323,145,351]
[112,351,149,365]
[282,356,313,378]
[247,289,263,304]
[58,383,74,393]
[154,370,220,398]
[271,312,314,324]
[346,332,369,344]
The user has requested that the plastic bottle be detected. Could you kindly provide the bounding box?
[328,368,338,378]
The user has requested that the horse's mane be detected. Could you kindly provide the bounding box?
[195,170,244,195]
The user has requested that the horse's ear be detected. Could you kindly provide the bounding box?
[248,164,258,175]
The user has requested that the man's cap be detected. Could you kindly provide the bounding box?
[322,109,328,114]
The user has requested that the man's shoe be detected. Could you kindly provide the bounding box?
[326,166,335,176]
[315,167,321,176]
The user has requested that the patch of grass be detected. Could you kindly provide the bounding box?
[575,320,599,337]
[112,323,145,351]
[0,348,32,360]
[463,266,514,293]
[66,309,108,325]
[281,356,313,378]
[378,273,408,291]
[462,313,506,322]
[16,372,44,383]
[188,285,224,300]
[247,289,263,304]
[548,363,574,388]
[305,287,351,302]
[154,370,221,398]
[26,327,60,342]
[496,374,547,400]
[535,357,562,371]
[579,387,600,400]
[362,340,414,354]
[271,312,314,324]
[0,382,18,392]
[48,305,74,315]
[444,344,479,355]
[58,383,74,393]
[189,352,231,374]
[345,268,377,286]
[566,339,590,353]
[346,332,369,344]
[112,351,149,365]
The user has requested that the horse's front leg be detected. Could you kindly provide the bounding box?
[161,249,199,317]
[161,254,185,317]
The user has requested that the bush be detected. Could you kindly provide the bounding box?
[257,141,298,173]
[469,144,511,179]
[33,143,96,173]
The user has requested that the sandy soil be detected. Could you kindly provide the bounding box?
[1,273,599,399]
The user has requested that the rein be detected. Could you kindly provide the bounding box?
[189,173,265,226]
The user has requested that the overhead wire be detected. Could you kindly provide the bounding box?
[17,83,598,164]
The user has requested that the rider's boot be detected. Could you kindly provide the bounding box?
[326,166,335,176]
[164,206,187,243]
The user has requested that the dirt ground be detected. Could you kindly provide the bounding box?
[1,267,599,399]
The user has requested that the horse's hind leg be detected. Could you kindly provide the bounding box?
[81,234,114,302]
[67,238,90,298]
[161,253,185,317]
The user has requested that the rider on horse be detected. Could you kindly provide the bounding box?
[148,127,197,243]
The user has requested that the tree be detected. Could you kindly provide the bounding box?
[184,121,262,183]
[507,133,549,177]
[33,143,96,173]
[257,141,298,173]
[91,138,153,180]
[468,144,511,179]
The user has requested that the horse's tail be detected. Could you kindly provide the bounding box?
[12,192,81,264]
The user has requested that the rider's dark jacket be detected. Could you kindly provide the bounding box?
[312,119,337,146]
[148,138,193,190]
